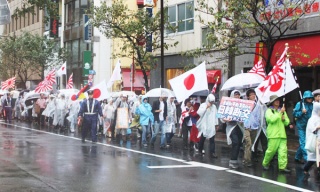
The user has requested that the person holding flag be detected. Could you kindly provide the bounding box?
[293,90,313,164]
[262,95,291,173]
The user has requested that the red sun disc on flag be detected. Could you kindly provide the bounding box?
[184,74,195,90]
[71,94,77,101]
[93,89,101,98]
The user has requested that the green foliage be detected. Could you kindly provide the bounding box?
[89,0,178,91]
[12,0,59,23]
[0,32,68,88]
[192,0,316,70]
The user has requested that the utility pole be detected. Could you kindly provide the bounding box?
[160,0,164,87]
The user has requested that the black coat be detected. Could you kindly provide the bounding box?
[152,100,167,123]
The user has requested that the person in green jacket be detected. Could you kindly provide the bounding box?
[262,95,291,173]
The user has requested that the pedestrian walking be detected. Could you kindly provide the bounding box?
[221,90,244,169]
[303,102,320,178]
[35,93,47,125]
[53,94,68,129]
[165,96,177,146]
[197,94,219,158]
[78,90,103,142]
[42,94,56,126]
[2,93,14,123]
[150,97,167,149]
[67,100,80,133]
[262,95,291,173]
[293,90,313,164]
[103,98,116,137]
[135,95,154,147]
[113,95,131,142]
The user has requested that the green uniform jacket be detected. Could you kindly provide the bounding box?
[265,108,290,139]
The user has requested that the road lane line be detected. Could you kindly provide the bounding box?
[2,122,313,192]
[147,165,200,169]
[226,170,313,192]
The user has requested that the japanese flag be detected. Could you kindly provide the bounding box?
[169,62,208,102]
[56,62,67,76]
[89,80,110,101]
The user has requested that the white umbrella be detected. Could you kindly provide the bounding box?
[221,73,265,91]
[110,91,136,98]
[58,89,79,98]
[145,88,175,97]
[23,90,40,101]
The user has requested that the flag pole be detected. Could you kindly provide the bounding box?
[283,43,288,106]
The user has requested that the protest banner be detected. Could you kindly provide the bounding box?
[217,96,255,122]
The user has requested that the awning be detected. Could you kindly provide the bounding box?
[122,69,150,91]
[270,35,320,67]
[206,70,221,84]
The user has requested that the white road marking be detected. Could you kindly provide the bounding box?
[147,165,200,169]
[227,170,313,192]
[1,122,312,192]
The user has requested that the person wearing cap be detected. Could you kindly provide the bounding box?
[293,90,313,164]
[2,93,14,123]
[221,90,244,169]
[151,96,167,149]
[262,95,291,173]
[78,90,103,142]
[135,95,154,147]
[35,93,47,125]
[196,94,219,158]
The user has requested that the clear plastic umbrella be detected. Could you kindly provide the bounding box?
[145,88,175,97]
[221,73,265,91]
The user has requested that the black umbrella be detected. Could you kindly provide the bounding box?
[190,89,209,97]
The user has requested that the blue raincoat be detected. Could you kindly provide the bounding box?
[293,90,313,161]
[135,96,154,126]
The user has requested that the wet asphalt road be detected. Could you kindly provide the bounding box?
[0,120,319,192]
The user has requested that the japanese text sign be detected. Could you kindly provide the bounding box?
[217,96,255,122]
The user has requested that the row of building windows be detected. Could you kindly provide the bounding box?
[6,7,39,33]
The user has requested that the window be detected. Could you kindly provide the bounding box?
[167,1,194,33]
[72,39,79,62]
[201,27,214,47]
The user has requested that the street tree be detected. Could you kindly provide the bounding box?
[0,32,67,89]
[12,0,59,23]
[89,0,178,91]
[191,0,316,71]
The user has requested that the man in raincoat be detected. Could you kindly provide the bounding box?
[197,94,219,158]
[135,95,154,147]
[293,90,313,164]
[262,95,290,173]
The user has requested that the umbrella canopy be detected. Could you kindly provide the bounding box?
[0,89,9,95]
[190,89,209,97]
[221,73,265,91]
[58,89,79,98]
[110,91,136,98]
[145,88,175,97]
[23,91,41,101]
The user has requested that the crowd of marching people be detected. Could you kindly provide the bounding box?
[2,88,320,179]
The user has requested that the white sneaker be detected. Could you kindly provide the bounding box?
[70,128,75,133]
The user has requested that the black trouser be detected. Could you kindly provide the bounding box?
[182,124,192,147]
[37,108,45,124]
[198,134,215,154]
[252,131,268,159]
[304,161,317,172]
[230,126,243,160]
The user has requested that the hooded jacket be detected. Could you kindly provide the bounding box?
[135,96,154,126]
[293,90,313,130]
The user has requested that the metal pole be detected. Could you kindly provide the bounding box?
[160,0,164,87]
